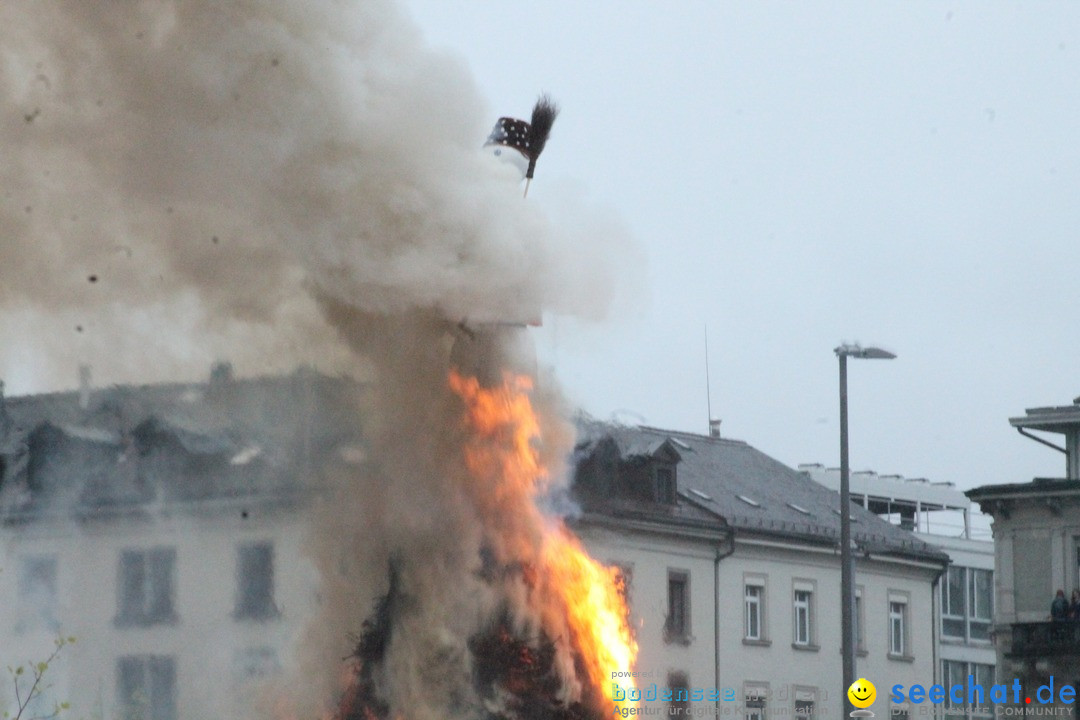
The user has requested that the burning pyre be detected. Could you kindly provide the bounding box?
[332,371,636,720]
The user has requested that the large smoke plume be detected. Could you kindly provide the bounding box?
[1,2,637,719]
[0,0,633,391]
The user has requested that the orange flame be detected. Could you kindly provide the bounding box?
[448,370,637,714]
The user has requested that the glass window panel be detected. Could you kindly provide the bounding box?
[942,661,965,707]
[854,595,862,649]
[943,617,965,639]
[946,566,965,616]
[972,569,993,621]
[889,602,905,655]
[794,591,811,644]
[745,585,761,640]
[969,620,991,642]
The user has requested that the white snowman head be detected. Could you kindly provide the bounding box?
[483,116,532,179]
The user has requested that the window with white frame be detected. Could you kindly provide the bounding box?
[942,660,995,717]
[665,570,690,642]
[941,566,993,642]
[793,589,812,646]
[610,562,635,640]
[854,587,865,652]
[794,689,816,720]
[17,554,59,633]
[116,547,177,627]
[668,671,689,716]
[744,684,767,720]
[117,654,176,720]
[235,542,278,621]
[968,569,992,641]
[972,663,994,716]
[889,599,907,656]
[942,565,966,638]
[745,581,764,641]
[610,563,633,608]
[942,660,964,707]
[655,464,677,504]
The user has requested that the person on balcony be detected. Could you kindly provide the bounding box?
[1051,589,1069,621]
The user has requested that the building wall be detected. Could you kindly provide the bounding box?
[578,523,941,720]
[932,536,997,718]
[804,464,998,717]
[719,540,937,719]
[0,501,318,720]
[576,523,723,706]
[990,504,1080,625]
[973,493,1080,716]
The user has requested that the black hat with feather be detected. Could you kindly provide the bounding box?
[484,95,560,190]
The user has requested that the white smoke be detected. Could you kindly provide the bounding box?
[0,0,634,392]
[0,2,640,719]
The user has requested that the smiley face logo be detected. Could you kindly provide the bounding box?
[847,678,876,709]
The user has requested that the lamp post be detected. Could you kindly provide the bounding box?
[835,343,895,715]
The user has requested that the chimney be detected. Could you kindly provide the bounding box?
[209,361,234,386]
[708,418,721,439]
[78,364,92,409]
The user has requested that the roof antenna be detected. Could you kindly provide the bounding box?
[705,325,721,438]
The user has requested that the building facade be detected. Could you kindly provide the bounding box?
[967,396,1080,717]
[0,370,951,720]
[0,366,360,720]
[802,465,996,719]
[572,423,948,720]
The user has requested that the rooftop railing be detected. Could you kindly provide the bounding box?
[1009,621,1080,658]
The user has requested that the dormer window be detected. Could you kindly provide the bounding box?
[655,464,677,504]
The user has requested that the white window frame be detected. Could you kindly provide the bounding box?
[793,590,812,646]
[854,586,865,653]
[16,554,59,633]
[889,601,905,655]
[665,569,691,642]
[942,660,996,717]
[116,546,177,627]
[972,663,995,717]
[744,576,765,641]
[941,566,993,643]
[942,660,964,706]
[235,541,279,621]
[744,683,768,720]
[941,565,967,639]
[793,687,816,720]
[117,654,177,720]
[888,590,911,659]
[968,568,993,641]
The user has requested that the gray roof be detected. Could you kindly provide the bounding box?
[968,477,1080,501]
[574,420,947,564]
[0,367,366,516]
[1010,402,1080,434]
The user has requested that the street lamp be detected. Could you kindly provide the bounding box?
[835,343,895,714]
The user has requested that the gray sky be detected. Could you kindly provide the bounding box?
[402,1,1080,492]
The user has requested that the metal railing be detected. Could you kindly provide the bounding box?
[1009,621,1080,657]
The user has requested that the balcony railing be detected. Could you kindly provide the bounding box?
[1009,621,1080,658]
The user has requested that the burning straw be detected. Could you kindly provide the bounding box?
[319,369,636,720]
